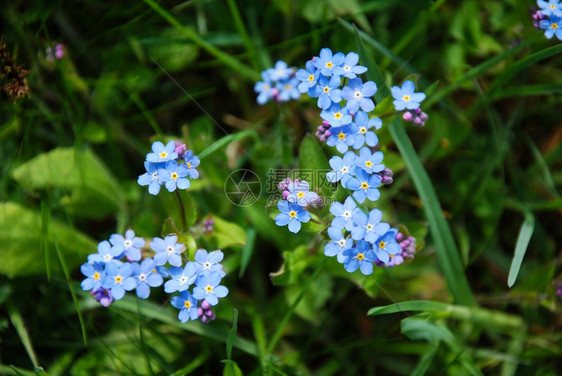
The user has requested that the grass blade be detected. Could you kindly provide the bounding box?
[199,129,259,160]
[6,303,39,368]
[388,118,476,306]
[226,309,239,361]
[507,211,535,287]
[239,227,256,278]
[368,300,449,316]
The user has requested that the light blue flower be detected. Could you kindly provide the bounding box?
[341,78,377,114]
[276,77,301,102]
[184,150,200,179]
[171,290,199,322]
[157,160,190,192]
[151,235,185,267]
[313,48,345,77]
[310,75,342,109]
[355,147,384,175]
[194,249,225,277]
[343,240,376,275]
[326,151,357,186]
[352,111,381,149]
[101,262,137,300]
[146,140,178,163]
[329,196,358,231]
[164,262,198,293]
[326,124,355,153]
[109,229,144,262]
[192,272,229,306]
[540,16,562,39]
[538,0,562,17]
[321,103,352,127]
[138,161,165,195]
[350,209,390,243]
[254,71,274,105]
[87,240,123,264]
[267,60,293,82]
[132,258,163,299]
[346,169,382,203]
[373,230,401,263]
[324,226,352,263]
[275,200,311,233]
[340,52,368,79]
[391,80,426,111]
[286,180,319,207]
[80,262,105,291]
[296,60,320,93]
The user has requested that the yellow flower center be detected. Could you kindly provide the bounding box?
[361,182,369,190]
[297,192,305,198]
[379,240,386,249]
[344,65,350,71]
[285,84,291,90]
[326,62,333,68]
[360,127,367,134]
[357,253,365,261]
[338,132,346,140]
[187,162,191,168]
[171,172,178,180]
[159,151,168,158]
[308,74,315,81]
[93,272,100,280]
[342,167,348,172]
[152,269,157,274]
[403,95,411,101]
[184,300,192,308]
[205,285,213,293]
[367,224,373,230]
[264,83,270,90]
[365,161,373,167]
[114,275,123,284]
[323,86,330,93]
[552,23,559,29]
[334,112,342,119]
[289,210,297,218]
[551,4,556,9]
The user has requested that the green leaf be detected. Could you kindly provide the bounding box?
[298,135,332,198]
[270,246,313,286]
[12,147,125,218]
[401,317,456,343]
[226,309,238,361]
[0,202,96,277]
[507,211,535,287]
[239,227,256,278]
[388,118,476,306]
[212,216,247,249]
[368,300,449,316]
[199,130,259,160]
[222,361,243,376]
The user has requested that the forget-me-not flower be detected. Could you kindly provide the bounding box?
[340,52,368,79]
[355,147,384,175]
[110,229,145,262]
[296,60,320,93]
[343,240,376,275]
[346,169,382,203]
[326,124,355,153]
[311,75,342,109]
[164,262,198,293]
[184,150,200,179]
[171,290,200,322]
[275,200,311,233]
[192,272,229,306]
[138,161,165,195]
[132,258,163,299]
[329,196,359,231]
[326,151,357,186]
[158,160,190,192]
[101,262,137,300]
[152,235,185,267]
[540,15,562,39]
[373,230,401,263]
[324,226,353,263]
[194,249,225,277]
[538,0,562,17]
[391,80,426,111]
[313,48,345,77]
[321,103,352,127]
[352,111,381,149]
[350,209,390,243]
[286,180,319,207]
[146,140,178,163]
[341,78,377,114]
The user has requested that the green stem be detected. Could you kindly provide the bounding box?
[174,190,187,233]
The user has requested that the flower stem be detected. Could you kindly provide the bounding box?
[174,190,187,233]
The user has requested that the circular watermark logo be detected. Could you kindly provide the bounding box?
[224,169,262,206]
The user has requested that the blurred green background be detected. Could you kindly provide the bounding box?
[1,0,561,375]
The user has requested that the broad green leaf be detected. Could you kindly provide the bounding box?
[222,361,243,376]
[507,211,535,287]
[12,147,125,218]
[285,272,332,322]
[401,317,456,343]
[0,202,96,277]
[270,245,312,286]
[212,216,247,249]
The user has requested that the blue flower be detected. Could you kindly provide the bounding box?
[355,147,384,175]
[341,78,377,114]
[276,77,301,102]
[101,262,137,300]
[326,151,357,186]
[350,209,391,243]
[538,0,562,17]
[326,124,355,153]
[540,16,562,39]
[87,240,123,264]
[267,60,293,82]
[296,60,320,93]
[254,72,274,104]
[275,200,311,233]
[157,160,190,192]
[343,240,376,275]
[192,272,229,306]
[346,169,382,203]
[184,150,200,179]
[109,229,144,262]
[285,180,319,207]
[194,249,225,277]
[171,290,199,322]
[313,48,345,77]
[138,161,165,195]
[80,262,105,291]
[391,80,426,111]
[146,140,178,163]
[151,235,185,267]
[329,196,358,231]
[164,262,198,293]
[320,103,352,127]
[373,230,401,263]
[132,258,163,299]
[310,75,342,109]
[352,111,381,149]
[324,226,352,263]
[340,52,368,79]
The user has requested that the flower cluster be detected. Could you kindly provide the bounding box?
[390,80,428,126]
[274,178,318,233]
[80,229,229,323]
[533,0,562,40]
[137,140,200,195]
[254,60,301,104]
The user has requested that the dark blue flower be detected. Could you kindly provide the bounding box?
[171,290,199,322]
[275,200,311,233]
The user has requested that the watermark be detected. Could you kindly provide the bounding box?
[265,168,334,194]
[224,169,262,207]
